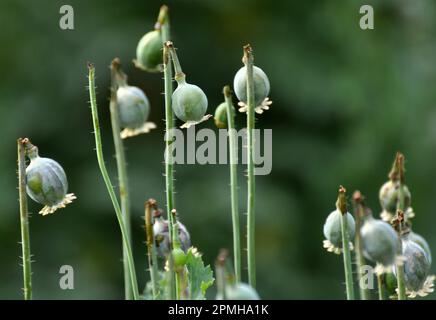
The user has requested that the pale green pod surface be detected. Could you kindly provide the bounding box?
[225,283,260,300]
[233,65,270,106]
[117,85,150,129]
[214,102,228,128]
[323,209,355,248]
[135,30,162,72]
[361,217,398,267]
[401,237,431,292]
[172,83,208,122]
[26,157,68,206]
[153,218,191,257]
[384,269,397,296]
[409,231,432,265]
[379,180,411,214]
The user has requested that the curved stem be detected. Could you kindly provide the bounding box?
[243,45,256,288]
[17,138,32,300]
[223,86,241,282]
[109,58,133,300]
[337,186,355,300]
[165,42,185,83]
[87,63,139,300]
[145,199,159,299]
[352,191,370,300]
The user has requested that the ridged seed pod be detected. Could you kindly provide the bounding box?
[233,65,270,106]
[135,30,162,72]
[409,231,432,264]
[153,216,191,257]
[401,235,431,293]
[214,102,227,129]
[379,180,411,215]
[117,85,150,129]
[361,216,398,268]
[323,209,355,254]
[25,142,76,215]
[172,82,208,124]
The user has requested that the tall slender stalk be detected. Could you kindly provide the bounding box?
[17,138,32,300]
[87,63,139,300]
[223,85,241,282]
[163,40,177,300]
[145,199,159,299]
[159,6,175,240]
[390,152,407,300]
[352,191,370,300]
[243,44,256,288]
[109,58,133,300]
[337,186,355,300]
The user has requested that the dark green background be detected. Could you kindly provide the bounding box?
[1,0,435,299]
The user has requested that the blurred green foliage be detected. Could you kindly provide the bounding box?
[1,0,436,299]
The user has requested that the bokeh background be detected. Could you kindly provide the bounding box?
[1,0,436,299]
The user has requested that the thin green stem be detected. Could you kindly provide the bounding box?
[395,216,406,300]
[223,86,241,282]
[352,191,370,300]
[87,63,139,300]
[243,44,256,288]
[166,42,185,83]
[171,209,181,299]
[337,186,355,300]
[109,58,133,300]
[17,138,32,300]
[163,40,177,301]
[393,152,407,300]
[377,273,385,300]
[145,199,159,299]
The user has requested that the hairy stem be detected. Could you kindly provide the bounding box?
[17,138,32,300]
[145,199,159,299]
[223,85,241,282]
[243,44,256,288]
[352,191,370,300]
[337,186,355,300]
[163,39,177,301]
[87,63,139,300]
[109,58,133,300]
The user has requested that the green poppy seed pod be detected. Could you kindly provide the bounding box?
[233,65,270,106]
[225,283,260,300]
[172,82,208,123]
[117,85,150,129]
[361,216,398,267]
[409,231,432,265]
[135,29,162,72]
[153,216,191,257]
[400,236,431,293]
[214,102,228,129]
[323,209,355,254]
[379,180,411,215]
[172,247,187,270]
[25,145,76,215]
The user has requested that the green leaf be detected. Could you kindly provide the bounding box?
[185,247,215,300]
[143,270,169,300]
